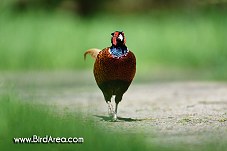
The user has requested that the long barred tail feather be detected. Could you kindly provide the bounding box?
[84,48,101,60]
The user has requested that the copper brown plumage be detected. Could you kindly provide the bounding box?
[84,31,136,121]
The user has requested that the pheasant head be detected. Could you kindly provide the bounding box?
[111,31,126,47]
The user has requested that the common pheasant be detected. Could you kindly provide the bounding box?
[84,31,136,121]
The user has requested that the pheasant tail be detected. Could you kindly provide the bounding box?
[84,48,101,60]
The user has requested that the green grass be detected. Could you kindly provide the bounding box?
[0,94,154,151]
[0,10,227,79]
[0,93,226,151]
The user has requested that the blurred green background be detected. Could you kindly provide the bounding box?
[1,0,227,80]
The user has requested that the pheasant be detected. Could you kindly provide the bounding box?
[84,31,136,121]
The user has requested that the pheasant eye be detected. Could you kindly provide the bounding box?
[118,34,123,41]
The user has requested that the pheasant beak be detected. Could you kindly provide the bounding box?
[118,34,123,41]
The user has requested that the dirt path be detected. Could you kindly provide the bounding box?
[1,71,227,149]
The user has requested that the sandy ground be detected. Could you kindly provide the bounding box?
[1,71,227,149]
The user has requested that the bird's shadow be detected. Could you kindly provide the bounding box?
[94,115,143,122]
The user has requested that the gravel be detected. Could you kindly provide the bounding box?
[1,71,227,149]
